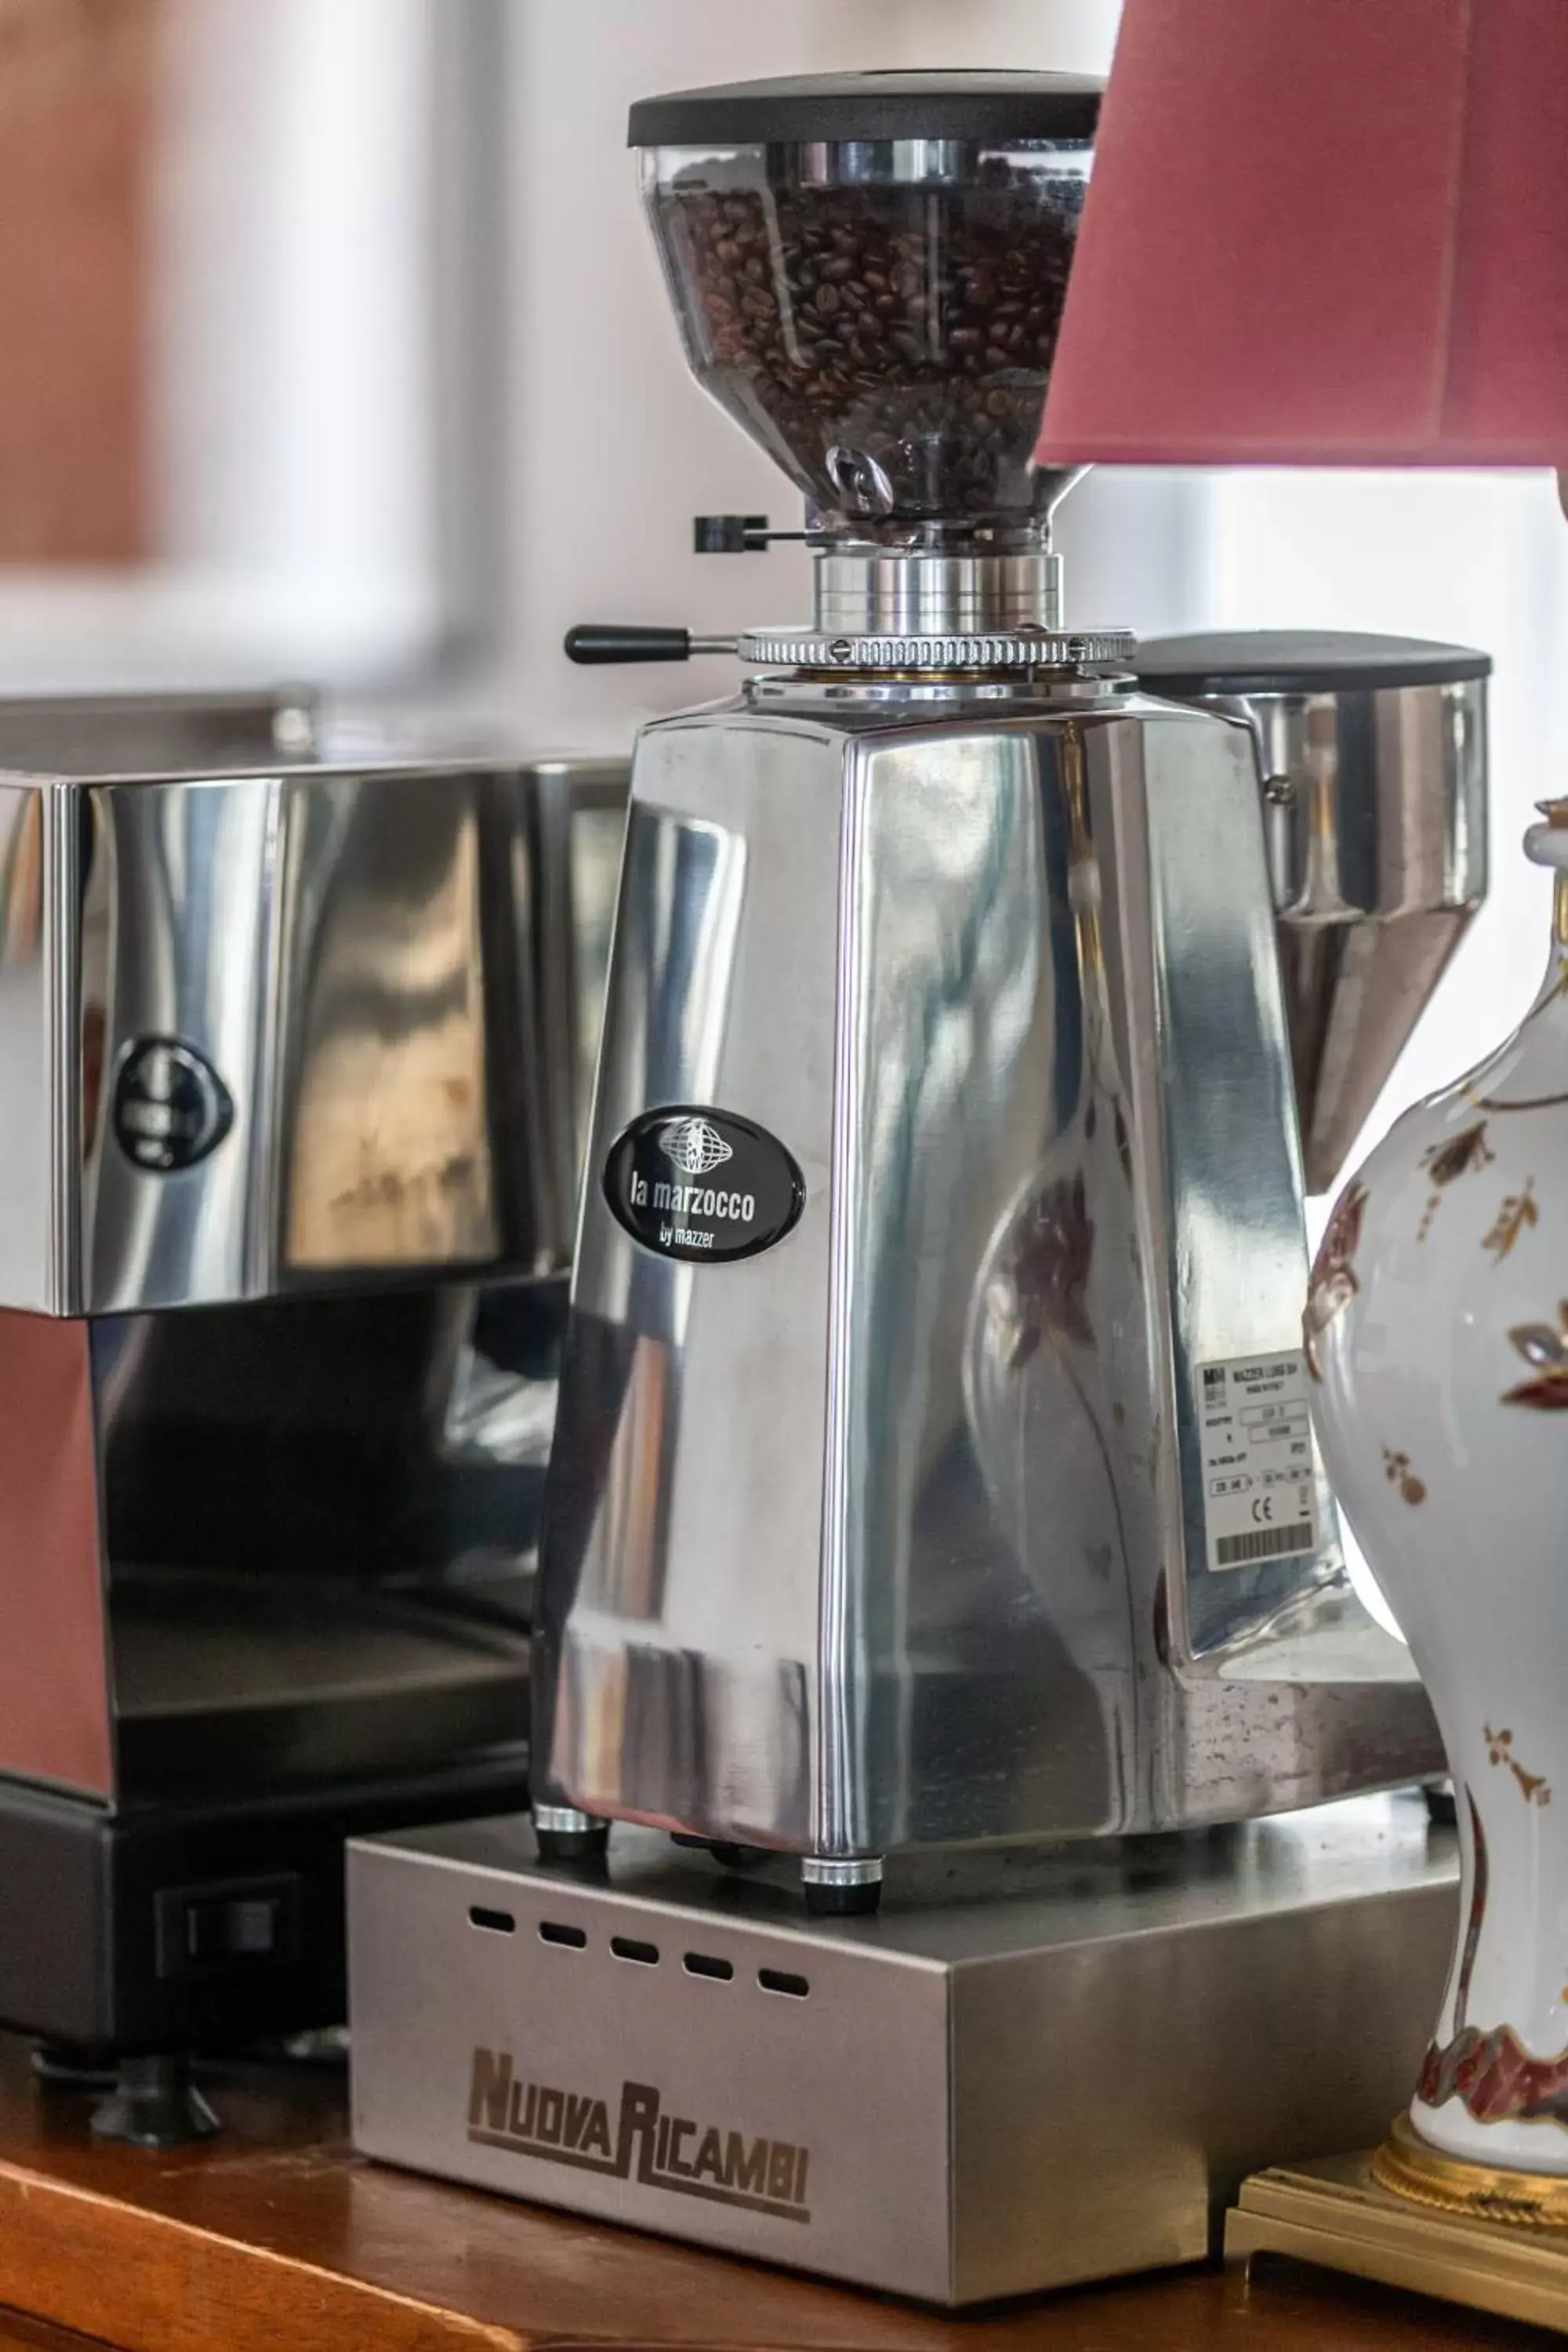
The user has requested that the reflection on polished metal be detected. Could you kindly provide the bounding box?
[0,757,579,1313]
[1137,635,1490,1194]
[811,546,1064,634]
[532,1802,603,1837]
[350,1792,1457,2304]
[798,1854,883,1886]
[1229,2140,1568,2335]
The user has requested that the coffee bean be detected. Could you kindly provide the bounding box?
[815,283,840,316]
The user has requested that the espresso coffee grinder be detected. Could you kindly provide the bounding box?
[351,74,1481,2299]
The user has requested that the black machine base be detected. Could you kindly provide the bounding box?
[0,1751,528,2058]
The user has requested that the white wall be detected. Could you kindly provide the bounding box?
[496,0,1131,752]
[0,0,452,688]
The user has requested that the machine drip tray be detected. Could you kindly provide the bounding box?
[349,1791,1459,2307]
[112,1574,528,1790]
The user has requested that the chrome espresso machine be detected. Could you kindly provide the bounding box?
[0,691,626,2141]
[351,74,1483,2299]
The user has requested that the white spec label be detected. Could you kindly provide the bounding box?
[1196,1349,1319,1573]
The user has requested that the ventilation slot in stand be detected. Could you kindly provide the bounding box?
[468,1906,516,1935]
[611,1935,660,1966]
[758,1967,810,1998]
[539,1920,587,1950]
[684,1951,734,1981]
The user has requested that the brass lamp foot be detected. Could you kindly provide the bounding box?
[1372,2109,1568,2228]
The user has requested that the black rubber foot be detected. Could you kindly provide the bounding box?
[671,1835,770,1871]
[803,1878,882,1918]
[535,1823,610,1864]
[709,1842,768,1872]
[1424,1783,1458,1828]
[90,2054,221,2147]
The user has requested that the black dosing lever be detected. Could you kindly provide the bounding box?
[693,513,809,554]
[564,626,738,666]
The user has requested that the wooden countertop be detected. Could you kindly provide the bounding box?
[0,2037,1550,2352]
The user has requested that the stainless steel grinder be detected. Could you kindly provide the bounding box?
[528,73,1484,1910]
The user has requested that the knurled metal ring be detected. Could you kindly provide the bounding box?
[800,1855,884,1886]
[738,626,1137,674]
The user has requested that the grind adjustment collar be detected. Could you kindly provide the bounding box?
[739,626,1136,674]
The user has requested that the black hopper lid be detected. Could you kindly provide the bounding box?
[629,71,1102,150]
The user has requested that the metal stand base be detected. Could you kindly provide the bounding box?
[350,1791,1458,2307]
[1228,2147,1568,2336]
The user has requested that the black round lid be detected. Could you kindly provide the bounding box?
[1136,630,1491,696]
[628,71,1102,149]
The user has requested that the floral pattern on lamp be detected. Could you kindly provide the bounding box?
[1308,804,1568,2218]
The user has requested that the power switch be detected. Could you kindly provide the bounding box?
[155,1874,300,1978]
[186,1893,278,1963]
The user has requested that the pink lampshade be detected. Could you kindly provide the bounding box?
[1036,0,1568,466]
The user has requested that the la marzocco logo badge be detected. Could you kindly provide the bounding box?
[658,1116,733,1177]
[467,2047,811,2224]
[602,1104,805,1266]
